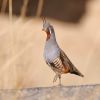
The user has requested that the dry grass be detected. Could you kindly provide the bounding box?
[0,0,100,89]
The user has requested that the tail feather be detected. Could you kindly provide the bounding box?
[70,67,84,77]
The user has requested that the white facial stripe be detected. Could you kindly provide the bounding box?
[48,28,51,34]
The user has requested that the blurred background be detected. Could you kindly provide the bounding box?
[0,0,100,89]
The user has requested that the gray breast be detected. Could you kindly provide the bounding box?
[44,42,60,63]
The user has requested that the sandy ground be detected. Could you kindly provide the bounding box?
[0,0,100,89]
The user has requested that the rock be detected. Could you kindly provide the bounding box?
[0,84,100,100]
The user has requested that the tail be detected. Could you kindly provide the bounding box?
[70,67,84,77]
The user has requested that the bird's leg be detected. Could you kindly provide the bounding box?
[53,73,62,86]
[58,74,62,86]
[53,74,58,83]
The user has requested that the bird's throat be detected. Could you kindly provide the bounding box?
[46,31,51,41]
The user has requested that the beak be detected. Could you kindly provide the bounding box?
[42,28,46,32]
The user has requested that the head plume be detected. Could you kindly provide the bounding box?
[42,17,55,41]
[42,17,46,24]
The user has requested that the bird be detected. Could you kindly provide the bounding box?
[42,18,84,85]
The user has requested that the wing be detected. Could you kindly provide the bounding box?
[60,49,84,77]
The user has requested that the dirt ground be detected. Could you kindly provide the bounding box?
[0,0,100,89]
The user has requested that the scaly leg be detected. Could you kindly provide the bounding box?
[58,74,61,86]
[53,74,62,86]
[53,74,58,83]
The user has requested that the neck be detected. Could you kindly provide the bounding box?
[44,27,59,55]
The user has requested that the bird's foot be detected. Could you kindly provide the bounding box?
[58,83,62,86]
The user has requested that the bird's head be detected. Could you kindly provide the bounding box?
[42,17,55,40]
[42,17,51,32]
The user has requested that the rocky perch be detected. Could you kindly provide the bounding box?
[0,84,100,100]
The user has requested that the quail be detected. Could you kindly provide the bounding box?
[42,18,84,85]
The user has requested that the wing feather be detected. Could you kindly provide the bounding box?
[60,49,84,77]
